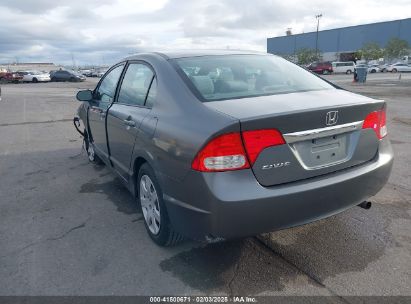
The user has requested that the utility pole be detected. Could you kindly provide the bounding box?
[71,53,76,70]
[315,14,322,61]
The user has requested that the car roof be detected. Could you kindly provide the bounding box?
[125,49,268,60]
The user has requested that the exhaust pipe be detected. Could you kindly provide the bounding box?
[358,201,372,210]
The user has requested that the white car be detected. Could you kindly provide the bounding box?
[91,70,106,77]
[331,61,355,74]
[21,71,51,82]
[368,65,380,73]
[386,63,411,73]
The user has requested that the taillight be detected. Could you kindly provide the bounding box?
[192,129,286,172]
[242,129,285,164]
[362,108,387,139]
[191,133,250,172]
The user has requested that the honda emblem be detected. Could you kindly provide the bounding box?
[325,111,339,126]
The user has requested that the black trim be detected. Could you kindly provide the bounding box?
[144,75,156,106]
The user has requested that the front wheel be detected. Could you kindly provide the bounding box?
[32,78,38,83]
[138,164,183,246]
[392,68,397,73]
[346,70,352,74]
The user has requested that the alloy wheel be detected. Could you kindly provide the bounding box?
[140,175,161,235]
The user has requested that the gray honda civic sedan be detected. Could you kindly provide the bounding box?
[75,50,393,246]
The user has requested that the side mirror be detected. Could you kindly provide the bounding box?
[76,89,93,102]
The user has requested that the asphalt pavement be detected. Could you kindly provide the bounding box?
[0,73,410,300]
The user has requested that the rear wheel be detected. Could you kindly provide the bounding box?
[32,78,38,83]
[346,70,352,74]
[392,68,397,73]
[138,163,183,246]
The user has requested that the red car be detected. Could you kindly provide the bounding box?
[0,72,23,83]
[307,62,333,74]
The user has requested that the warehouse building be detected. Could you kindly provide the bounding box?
[0,62,58,72]
[267,18,411,62]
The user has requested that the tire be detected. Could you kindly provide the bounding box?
[32,78,38,83]
[137,163,183,246]
[371,69,376,73]
[346,70,352,75]
[51,77,57,82]
[69,77,76,82]
[392,68,397,73]
[323,70,329,75]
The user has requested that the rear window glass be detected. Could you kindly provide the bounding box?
[174,55,333,102]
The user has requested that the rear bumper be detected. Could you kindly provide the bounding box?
[162,138,393,240]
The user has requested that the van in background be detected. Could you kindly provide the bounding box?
[332,61,355,74]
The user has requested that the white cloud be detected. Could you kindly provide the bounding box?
[0,0,410,65]
[95,0,168,18]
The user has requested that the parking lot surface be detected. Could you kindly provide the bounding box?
[0,73,410,299]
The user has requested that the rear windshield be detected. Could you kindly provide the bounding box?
[174,55,333,101]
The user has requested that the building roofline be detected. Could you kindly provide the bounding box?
[268,17,411,40]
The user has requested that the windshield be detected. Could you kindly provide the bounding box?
[174,55,334,102]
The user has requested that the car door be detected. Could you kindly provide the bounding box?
[107,62,156,180]
[55,71,67,81]
[59,71,69,81]
[53,71,62,81]
[401,64,411,72]
[88,64,124,161]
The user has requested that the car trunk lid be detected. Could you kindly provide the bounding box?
[204,89,385,186]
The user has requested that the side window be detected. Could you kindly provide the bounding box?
[117,63,154,106]
[145,77,157,108]
[95,65,124,108]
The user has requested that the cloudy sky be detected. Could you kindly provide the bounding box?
[1,0,410,65]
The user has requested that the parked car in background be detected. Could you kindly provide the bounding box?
[51,70,86,82]
[368,64,380,73]
[18,71,51,83]
[0,72,23,83]
[378,64,389,72]
[386,63,411,73]
[307,62,333,74]
[80,70,92,77]
[332,61,355,74]
[75,51,393,246]
[91,69,106,77]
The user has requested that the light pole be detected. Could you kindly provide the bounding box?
[315,14,322,61]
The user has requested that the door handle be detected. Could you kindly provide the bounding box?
[123,119,136,127]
